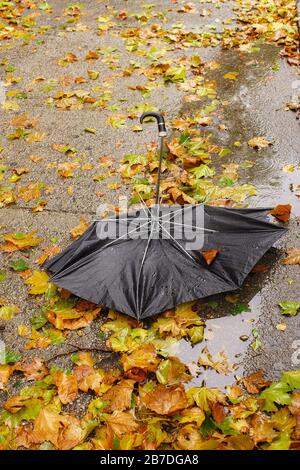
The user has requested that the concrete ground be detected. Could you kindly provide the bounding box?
[0,0,300,403]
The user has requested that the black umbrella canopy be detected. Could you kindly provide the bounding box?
[45,204,286,320]
[44,112,287,319]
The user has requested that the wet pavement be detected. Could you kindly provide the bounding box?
[175,44,300,387]
[0,0,300,398]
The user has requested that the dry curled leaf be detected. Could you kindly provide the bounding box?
[139,383,188,415]
[198,347,232,375]
[105,411,139,437]
[15,358,48,381]
[242,370,271,394]
[54,371,78,404]
[271,204,291,222]
[103,379,135,412]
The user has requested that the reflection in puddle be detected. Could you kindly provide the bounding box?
[175,293,261,389]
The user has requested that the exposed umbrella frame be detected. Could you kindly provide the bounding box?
[45,112,287,319]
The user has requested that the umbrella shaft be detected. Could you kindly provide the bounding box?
[155,136,164,206]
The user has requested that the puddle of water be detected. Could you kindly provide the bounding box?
[170,44,300,387]
[181,44,300,216]
[174,293,261,389]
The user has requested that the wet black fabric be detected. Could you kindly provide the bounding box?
[44,205,286,319]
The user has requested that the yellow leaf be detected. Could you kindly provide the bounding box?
[0,365,12,390]
[1,231,41,252]
[0,305,20,320]
[223,71,239,80]
[24,271,49,294]
[70,217,89,239]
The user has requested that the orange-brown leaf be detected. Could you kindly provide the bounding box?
[242,370,271,394]
[103,379,135,412]
[14,358,48,381]
[201,249,219,265]
[140,383,188,415]
[54,371,78,404]
[271,204,291,222]
[283,248,300,265]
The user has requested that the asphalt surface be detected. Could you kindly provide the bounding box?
[0,0,300,397]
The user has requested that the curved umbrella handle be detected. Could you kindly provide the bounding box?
[140,112,167,136]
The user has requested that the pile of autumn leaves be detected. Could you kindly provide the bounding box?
[0,304,300,450]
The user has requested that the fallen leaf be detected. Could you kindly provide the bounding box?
[198,347,232,375]
[24,271,49,295]
[223,71,239,80]
[1,232,41,252]
[283,248,300,265]
[271,204,291,222]
[278,300,300,316]
[36,245,61,265]
[140,382,188,415]
[242,370,271,394]
[201,249,219,265]
[54,371,78,404]
[0,304,20,320]
[0,365,12,390]
[156,357,191,385]
[121,344,160,381]
[70,217,89,239]
[105,411,139,438]
[248,136,272,150]
[15,358,48,380]
[103,379,135,411]
[276,323,287,331]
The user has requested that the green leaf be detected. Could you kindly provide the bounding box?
[44,328,65,345]
[38,2,52,11]
[10,259,29,272]
[189,165,215,179]
[206,300,219,309]
[278,300,300,316]
[251,327,262,351]
[281,370,300,390]
[70,353,79,364]
[187,326,204,344]
[122,153,148,165]
[179,132,190,144]
[218,148,231,157]
[5,351,22,364]
[30,312,48,330]
[200,415,218,437]
[163,66,186,83]
[1,400,42,427]
[232,303,251,315]
[267,431,291,450]
[260,382,292,412]
[216,417,238,436]
[218,177,234,187]
[97,331,106,340]
[88,398,109,417]
[0,270,6,282]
